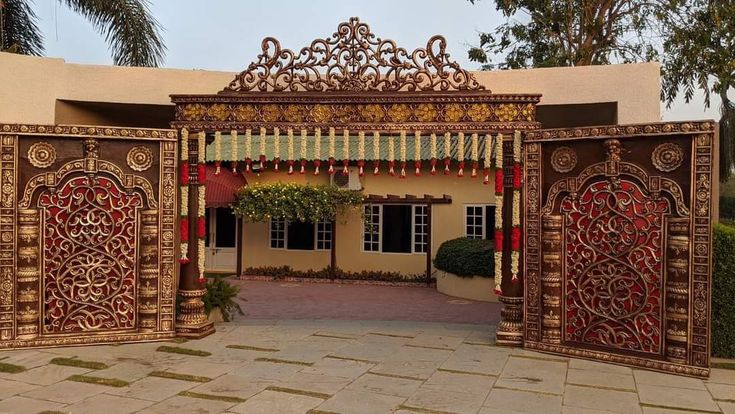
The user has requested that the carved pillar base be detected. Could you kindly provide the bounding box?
[175,288,214,338]
[495,296,523,346]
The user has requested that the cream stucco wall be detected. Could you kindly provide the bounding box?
[239,166,496,278]
[0,53,660,125]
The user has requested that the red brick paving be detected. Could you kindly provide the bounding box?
[234,280,502,325]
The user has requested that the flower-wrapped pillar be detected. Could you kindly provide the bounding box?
[495,131,524,346]
[176,129,215,338]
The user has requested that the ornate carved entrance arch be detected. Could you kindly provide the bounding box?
[171,17,540,341]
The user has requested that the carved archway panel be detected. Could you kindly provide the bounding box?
[0,124,178,349]
[523,122,715,377]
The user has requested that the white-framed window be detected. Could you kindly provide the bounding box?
[269,218,332,250]
[465,205,495,240]
[363,204,428,254]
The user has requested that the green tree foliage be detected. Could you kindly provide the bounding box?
[466,0,665,69]
[232,183,364,224]
[0,0,165,67]
[661,0,735,181]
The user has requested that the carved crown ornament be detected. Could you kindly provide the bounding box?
[171,18,541,132]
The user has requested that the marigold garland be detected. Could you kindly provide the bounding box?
[373,131,380,175]
[314,128,322,175]
[494,133,504,295]
[430,133,438,175]
[342,129,350,175]
[443,132,451,174]
[358,131,366,176]
[457,132,465,177]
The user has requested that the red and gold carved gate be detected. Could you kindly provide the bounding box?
[0,124,178,348]
[523,121,715,377]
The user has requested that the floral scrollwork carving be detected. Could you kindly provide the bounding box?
[126,146,154,172]
[550,147,577,173]
[652,143,684,172]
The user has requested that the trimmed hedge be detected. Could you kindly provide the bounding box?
[242,266,425,282]
[721,197,735,220]
[433,237,493,278]
[713,223,735,358]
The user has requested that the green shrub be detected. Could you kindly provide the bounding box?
[433,237,493,278]
[713,223,735,358]
[721,197,735,220]
[241,266,425,282]
[202,278,244,322]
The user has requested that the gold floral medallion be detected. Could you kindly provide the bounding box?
[443,104,464,122]
[127,146,154,172]
[27,142,56,168]
[415,103,437,122]
[652,142,684,172]
[233,105,257,122]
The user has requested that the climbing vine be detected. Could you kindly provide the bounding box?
[232,182,363,223]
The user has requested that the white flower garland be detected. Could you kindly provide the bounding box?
[343,129,350,175]
[494,133,504,294]
[287,128,294,174]
[358,131,365,176]
[245,129,252,172]
[483,134,492,184]
[300,129,307,174]
[179,128,188,263]
[470,133,479,178]
[457,132,465,177]
[443,132,451,174]
[328,127,336,174]
[259,127,266,169]
[430,133,437,175]
[511,130,522,281]
[214,131,222,175]
[314,128,322,175]
[414,131,421,176]
[230,130,238,173]
[399,130,407,178]
[273,127,281,171]
[388,135,395,176]
[197,131,206,281]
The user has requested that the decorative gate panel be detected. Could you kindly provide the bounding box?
[523,121,715,377]
[0,124,178,348]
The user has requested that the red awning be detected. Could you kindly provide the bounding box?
[205,164,247,208]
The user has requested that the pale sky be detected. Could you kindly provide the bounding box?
[32,0,718,122]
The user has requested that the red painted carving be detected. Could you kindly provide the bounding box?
[40,176,141,333]
[561,180,669,354]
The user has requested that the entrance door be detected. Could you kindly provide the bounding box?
[206,207,238,272]
[523,121,715,377]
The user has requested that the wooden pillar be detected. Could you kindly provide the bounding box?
[176,132,215,338]
[496,136,524,346]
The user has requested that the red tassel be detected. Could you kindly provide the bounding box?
[180,218,189,242]
[494,229,503,251]
[414,161,421,176]
[357,160,365,177]
[244,159,251,173]
[443,158,450,175]
[373,160,380,175]
[400,161,407,178]
[494,287,503,295]
[300,159,306,174]
[483,168,490,185]
[259,155,266,169]
[328,158,335,174]
[495,169,504,194]
[388,160,395,176]
[513,162,522,189]
[198,217,206,238]
[288,160,295,175]
[457,161,465,177]
[471,162,479,178]
[273,158,280,172]
[342,159,350,175]
[214,161,221,176]
[314,159,321,175]
[430,158,437,175]
[180,162,189,185]
[179,258,190,264]
[511,226,522,250]
[198,275,206,284]
[198,164,206,184]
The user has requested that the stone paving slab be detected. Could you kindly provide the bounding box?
[0,318,732,414]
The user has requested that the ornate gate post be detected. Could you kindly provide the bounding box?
[176,131,214,338]
[496,137,524,346]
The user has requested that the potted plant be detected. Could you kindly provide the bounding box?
[202,277,245,322]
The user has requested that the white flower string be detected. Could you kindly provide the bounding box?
[511,130,522,282]
[430,133,437,175]
[179,128,189,264]
[414,131,422,176]
[273,127,281,172]
[483,134,492,184]
[230,130,238,174]
[358,131,365,176]
[197,131,206,282]
[373,131,381,175]
[399,130,407,178]
[245,129,252,172]
[494,133,504,295]
[470,133,479,178]
[457,132,465,177]
[287,128,295,174]
[259,127,266,169]
[443,132,451,174]
[214,131,222,175]
[328,127,336,174]
[314,128,322,175]
[342,128,350,175]
[388,135,395,176]
[300,129,307,174]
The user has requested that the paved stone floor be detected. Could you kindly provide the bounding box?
[1,318,734,414]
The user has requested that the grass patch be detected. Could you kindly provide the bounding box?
[0,361,26,373]
[50,357,108,370]
[265,386,331,399]
[254,357,313,366]
[167,337,189,344]
[226,344,279,352]
[66,374,129,387]
[713,361,735,370]
[149,370,212,383]
[156,345,211,357]
[178,391,246,404]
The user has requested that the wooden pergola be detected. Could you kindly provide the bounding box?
[170,17,540,343]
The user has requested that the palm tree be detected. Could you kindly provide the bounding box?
[0,0,165,67]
